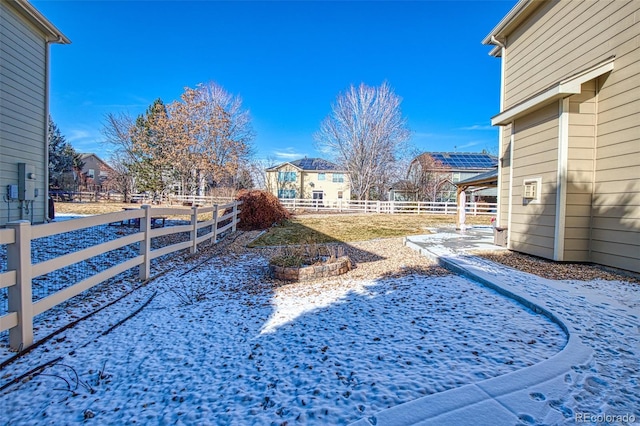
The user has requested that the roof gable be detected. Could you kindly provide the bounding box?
[267,158,342,172]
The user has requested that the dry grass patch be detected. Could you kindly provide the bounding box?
[249,214,490,247]
[55,202,140,215]
[54,202,214,222]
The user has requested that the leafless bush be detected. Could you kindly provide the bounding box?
[167,281,211,305]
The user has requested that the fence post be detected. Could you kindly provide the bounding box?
[232,201,238,233]
[139,205,152,281]
[191,206,198,254]
[7,220,33,350]
[211,204,219,244]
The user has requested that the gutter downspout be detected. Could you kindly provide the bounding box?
[554,97,570,261]
[490,36,505,49]
[489,36,508,239]
[44,39,52,222]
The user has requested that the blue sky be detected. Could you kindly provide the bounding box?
[33,0,514,163]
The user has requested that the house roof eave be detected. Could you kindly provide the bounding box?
[482,0,545,47]
[9,0,71,44]
[265,162,303,172]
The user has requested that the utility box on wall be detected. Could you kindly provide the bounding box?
[18,163,36,201]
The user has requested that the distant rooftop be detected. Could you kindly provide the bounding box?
[268,158,342,171]
[422,152,498,170]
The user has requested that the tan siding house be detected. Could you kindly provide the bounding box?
[484,0,640,272]
[266,158,351,202]
[0,0,69,225]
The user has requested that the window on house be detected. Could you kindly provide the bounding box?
[278,189,296,199]
[277,171,297,182]
[337,191,343,199]
[523,178,541,203]
[332,173,344,183]
[88,169,95,179]
[318,173,325,181]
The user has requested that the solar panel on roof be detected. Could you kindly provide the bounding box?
[424,152,497,169]
[298,158,313,169]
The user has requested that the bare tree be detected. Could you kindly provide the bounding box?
[103,112,137,164]
[102,112,140,200]
[407,153,452,202]
[104,150,136,201]
[102,83,254,198]
[162,82,254,195]
[315,82,410,200]
[245,157,277,191]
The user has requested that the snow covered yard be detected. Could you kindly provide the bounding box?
[0,235,567,425]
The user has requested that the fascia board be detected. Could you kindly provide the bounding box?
[482,0,539,45]
[11,0,71,44]
[491,85,573,126]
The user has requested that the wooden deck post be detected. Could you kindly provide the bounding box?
[7,220,33,350]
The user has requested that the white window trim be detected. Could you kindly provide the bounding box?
[522,177,542,204]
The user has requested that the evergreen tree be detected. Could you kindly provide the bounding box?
[130,99,173,197]
[48,117,83,190]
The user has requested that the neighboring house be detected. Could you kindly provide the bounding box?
[79,153,114,191]
[266,158,351,202]
[483,0,639,272]
[406,152,498,202]
[0,0,69,225]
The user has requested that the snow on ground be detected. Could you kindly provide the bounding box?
[462,254,640,423]
[0,244,566,425]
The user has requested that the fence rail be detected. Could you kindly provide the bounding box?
[0,201,241,350]
[49,191,236,206]
[278,199,497,216]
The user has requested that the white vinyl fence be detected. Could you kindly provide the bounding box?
[278,199,497,216]
[0,201,241,351]
[49,191,235,205]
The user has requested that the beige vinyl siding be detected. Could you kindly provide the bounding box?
[265,165,302,198]
[498,124,511,226]
[504,0,638,109]
[300,172,350,200]
[563,80,597,262]
[0,1,49,225]
[509,102,559,259]
[590,36,640,272]
[488,0,639,271]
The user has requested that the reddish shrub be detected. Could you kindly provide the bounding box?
[235,190,291,230]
